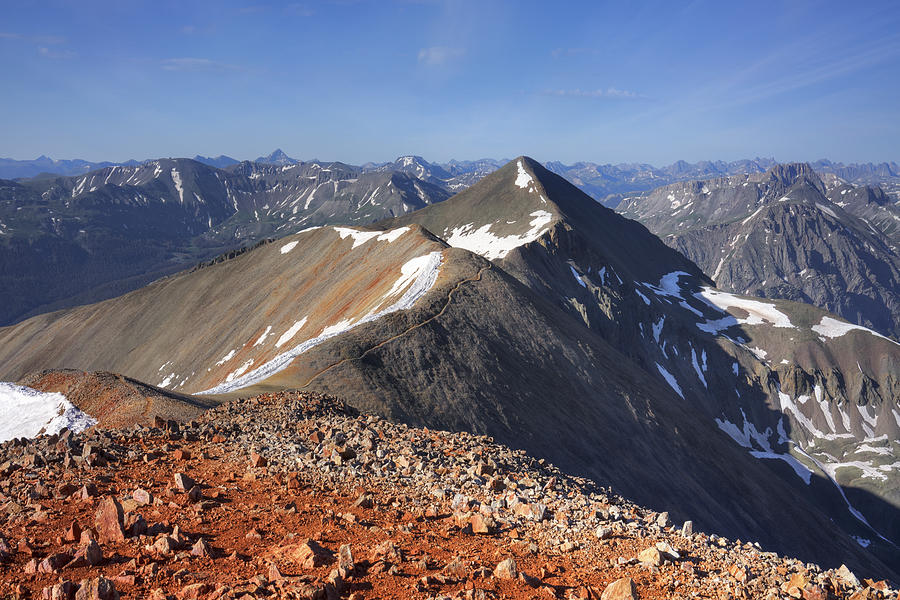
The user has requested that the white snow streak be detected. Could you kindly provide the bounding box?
[655,363,684,399]
[276,317,308,348]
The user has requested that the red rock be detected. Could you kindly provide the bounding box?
[64,521,82,542]
[78,484,98,500]
[249,452,267,468]
[38,552,70,574]
[191,537,212,558]
[177,583,210,600]
[601,577,637,600]
[493,557,517,580]
[94,497,125,543]
[132,489,152,506]
[173,449,191,461]
[470,513,494,534]
[24,558,39,574]
[43,581,77,600]
[74,577,119,600]
[729,563,749,583]
[174,472,195,491]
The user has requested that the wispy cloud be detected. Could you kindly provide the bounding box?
[38,46,75,59]
[181,25,196,34]
[2,32,66,44]
[285,3,314,16]
[417,46,465,66]
[542,88,645,99]
[161,57,241,72]
[550,48,599,59]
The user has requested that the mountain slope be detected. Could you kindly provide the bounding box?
[618,163,900,339]
[0,159,449,325]
[2,158,897,578]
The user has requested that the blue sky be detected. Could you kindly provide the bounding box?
[1,0,898,165]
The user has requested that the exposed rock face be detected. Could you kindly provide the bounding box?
[93,497,125,544]
[619,163,900,339]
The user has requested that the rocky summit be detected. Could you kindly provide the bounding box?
[0,390,895,600]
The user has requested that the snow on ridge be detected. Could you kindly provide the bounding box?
[0,382,96,442]
[198,251,444,395]
[445,211,554,261]
[333,226,411,249]
[515,160,534,189]
[812,316,899,346]
[697,287,795,329]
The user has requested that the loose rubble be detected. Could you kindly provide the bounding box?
[0,391,895,599]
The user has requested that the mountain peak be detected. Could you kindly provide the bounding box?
[765,162,824,191]
[255,149,297,165]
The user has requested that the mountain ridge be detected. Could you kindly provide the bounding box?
[2,156,897,577]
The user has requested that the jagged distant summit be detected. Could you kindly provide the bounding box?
[618,162,900,338]
[254,148,298,165]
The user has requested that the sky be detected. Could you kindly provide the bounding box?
[1,0,899,166]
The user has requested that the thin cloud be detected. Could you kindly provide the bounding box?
[285,3,315,16]
[542,88,645,99]
[38,46,75,59]
[417,46,465,66]
[2,32,66,44]
[550,48,598,59]
[161,58,241,72]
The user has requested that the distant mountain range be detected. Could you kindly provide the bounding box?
[4,152,898,203]
[0,158,448,325]
[2,157,897,579]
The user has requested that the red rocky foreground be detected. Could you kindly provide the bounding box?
[0,391,895,600]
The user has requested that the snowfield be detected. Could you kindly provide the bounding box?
[444,211,554,261]
[0,382,96,442]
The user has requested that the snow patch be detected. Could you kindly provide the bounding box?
[570,266,586,288]
[690,347,707,388]
[280,241,299,254]
[515,160,534,189]
[253,326,273,347]
[697,287,794,330]
[445,211,553,260]
[171,169,184,203]
[215,350,236,366]
[0,383,97,442]
[811,316,899,345]
[276,317,308,348]
[655,363,684,399]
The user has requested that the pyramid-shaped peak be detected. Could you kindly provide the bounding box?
[763,162,825,196]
